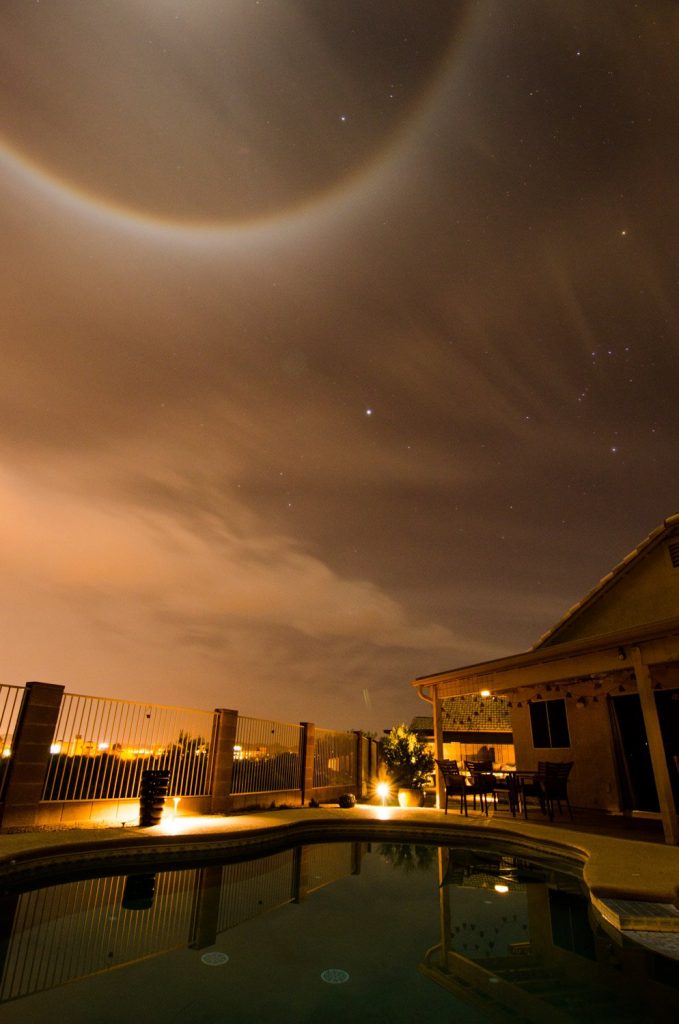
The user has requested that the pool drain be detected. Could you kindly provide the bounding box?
[321,969,350,984]
[201,952,229,966]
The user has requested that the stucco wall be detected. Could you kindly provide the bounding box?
[547,540,679,644]
[510,694,621,812]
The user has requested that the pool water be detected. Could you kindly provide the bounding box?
[0,841,676,1023]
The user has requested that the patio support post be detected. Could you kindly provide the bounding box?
[209,708,238,814]
[300,722,315,805]
[437,848,451,963]
[432,684,445,810]
[631,647,679,845]
[1,681,64,829]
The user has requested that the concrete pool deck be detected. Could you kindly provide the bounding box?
[1,803,678,912]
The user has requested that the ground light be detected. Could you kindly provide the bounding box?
[376,781,391,806]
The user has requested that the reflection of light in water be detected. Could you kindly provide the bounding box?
[321,969,349,984]
[201,952,229,966]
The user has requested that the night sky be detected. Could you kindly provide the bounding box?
[2,1,678,732]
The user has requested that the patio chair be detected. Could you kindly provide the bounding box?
[464,759,496,815]
[521,760,574,820]
[435,759,468,815]
[542,760,574,820]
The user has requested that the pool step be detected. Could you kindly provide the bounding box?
[479,957,649,1023]
[593,896,679,932]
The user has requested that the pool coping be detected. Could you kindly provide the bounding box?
[1,805,678,909]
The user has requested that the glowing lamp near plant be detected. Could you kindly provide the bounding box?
[494,884,509,894]
[376,781,391,806]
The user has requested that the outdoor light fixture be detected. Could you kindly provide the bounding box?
[494,884,509,894]
[480,689,491,698]
[376,781,391,806]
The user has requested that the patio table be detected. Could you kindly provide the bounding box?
[504,770,545,819]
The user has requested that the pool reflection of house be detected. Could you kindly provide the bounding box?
[410,694,515,769]
[413,515,679,843]
[421,847,677,1022]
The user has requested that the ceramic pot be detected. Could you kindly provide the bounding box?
[397,788,424,808]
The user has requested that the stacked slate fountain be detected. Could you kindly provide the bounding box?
[138,769,171,826]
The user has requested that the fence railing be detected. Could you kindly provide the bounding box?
[218,851,296,931]
[0,842,365,1003]
[0,685,25,801]
[313,728,356,788]
[0,870,197,1003]
[231,717,303,794]
[0,681,375,828]
[41,693,217,801]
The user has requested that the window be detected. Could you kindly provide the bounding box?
[668,540,679,569]
[529,698,570,748]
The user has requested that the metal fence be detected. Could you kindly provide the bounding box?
[313,728,356,788]
[231,716,303,794]
[41,692,217,801]
[218,850,296,931]
[0,684,25,801]
[0,870,197,1003]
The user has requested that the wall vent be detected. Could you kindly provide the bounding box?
[668,540,679,569]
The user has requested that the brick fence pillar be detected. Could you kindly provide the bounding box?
[292,845,310,903]
[300,722,315,805]
[354,730,364,799]
[1,681,64,829]
[189,865,223,948]
[209,708,238,814]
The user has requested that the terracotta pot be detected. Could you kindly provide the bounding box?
[397,788,424,808]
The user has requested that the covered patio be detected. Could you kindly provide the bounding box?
[412,517,679,845]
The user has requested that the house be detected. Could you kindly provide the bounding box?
[412,515,679,844]
[410,694,514,767]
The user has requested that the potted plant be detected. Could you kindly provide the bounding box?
[379,724,435,807]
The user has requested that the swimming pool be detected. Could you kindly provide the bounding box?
[0,839,676,1023]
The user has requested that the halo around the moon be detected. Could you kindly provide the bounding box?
[0,1,472,234]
